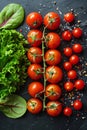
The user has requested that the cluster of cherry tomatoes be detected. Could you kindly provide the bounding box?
[26,11,85,117]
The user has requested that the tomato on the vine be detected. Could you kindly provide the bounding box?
[45,49,62,65]
[28,82,44,97]
[72,27,82,38]
[45,32,61,49]
[73,100,83,110]
[27,47,42,63]
[27,29,42,47]
[27,64,42,80]
[26,12,43,28]
[63,61,72,71]
[44,12,60,30]
[62,30,72,41]
[46,101,62,116]
[46,66,63,83]
[64,81,74,91]
[72,43,83,53]
[63,107,72,116]
[69,55,80,65]
[64,12,75,23]
[74,79,85,90]
[45,84,62,101]
[27,98,42,114]
[67,70,77,79]
[64,47,73,57]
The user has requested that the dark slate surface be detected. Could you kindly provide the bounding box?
[0,0,87,130]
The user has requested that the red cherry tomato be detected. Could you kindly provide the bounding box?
[72,27,82,38]
[64,12,75,23]
[64,81,74,91]
[27,64,42,80]
[74,79,85,90]
[27,98,42,114]
[26,12,43,28]
[69,55,80,65]
[62,30,72,41]
[67,70,77,79]
[73,100,83,110]
[46,66,63,83]
[27,47,42,63]
[72,43,83,53]
[63,107,73,116]
[44,12,61,30]
[28,82,44,97]
[64,47,73,57]
[63,61,72,71]
[27,29,42,47]
[45,84,62,101]
[46,101,62,116]
[46,32,61,49]
[45,49,62,65]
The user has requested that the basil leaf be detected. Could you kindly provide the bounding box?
[1,95,27,118]
[0,3,24,29]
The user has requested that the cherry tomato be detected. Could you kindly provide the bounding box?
[28,82,44,97]
[45,84,62,101]
[74,79,85,90]
[45,49,62,65]
[72,43,83,53]
[46,66,63,83]
[67,70,77,79]
[64,12,75,23]
[73,100,83,110]
[64,47,73,57]
[45,32,61,49]
[62,30,72,41]
[46,101,62,116]
[26,12,43,28]
[69,55,80,65]
[63,61,72,71]
[72,27,82,38]
[27,29,42,47]
[63,107,73,116]
[27,64,42,80]
[44,12,60,30]
[27,98,42,114]
[27,47,42,63]
[64,81,74,91]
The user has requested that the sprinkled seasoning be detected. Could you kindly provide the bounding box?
[24,1,87,127]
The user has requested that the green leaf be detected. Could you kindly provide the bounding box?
[0,3,25,29]
[0,29,29,100]
[1,95,27,118]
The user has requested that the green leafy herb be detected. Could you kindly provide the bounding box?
[0,95,27,118]
[0,3,24,29]
[0,29,29,102]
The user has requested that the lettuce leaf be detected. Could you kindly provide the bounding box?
[0,29,29,101]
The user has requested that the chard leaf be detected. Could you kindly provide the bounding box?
[1,95,27,118]
[0,3,25,29]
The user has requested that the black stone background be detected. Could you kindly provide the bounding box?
[0,0,87,130]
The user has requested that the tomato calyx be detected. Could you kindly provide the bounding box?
[48,54,54,61]
[47,89,59,97]
[30,101,37,110]
[47,67,55,79]
[48,16,56,24]
[32,20,39,27]
[30,35,37,42]
[47,102,61,110]
[33,68,43,75]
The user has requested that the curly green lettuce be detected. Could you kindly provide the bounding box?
[0,29,29,101]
